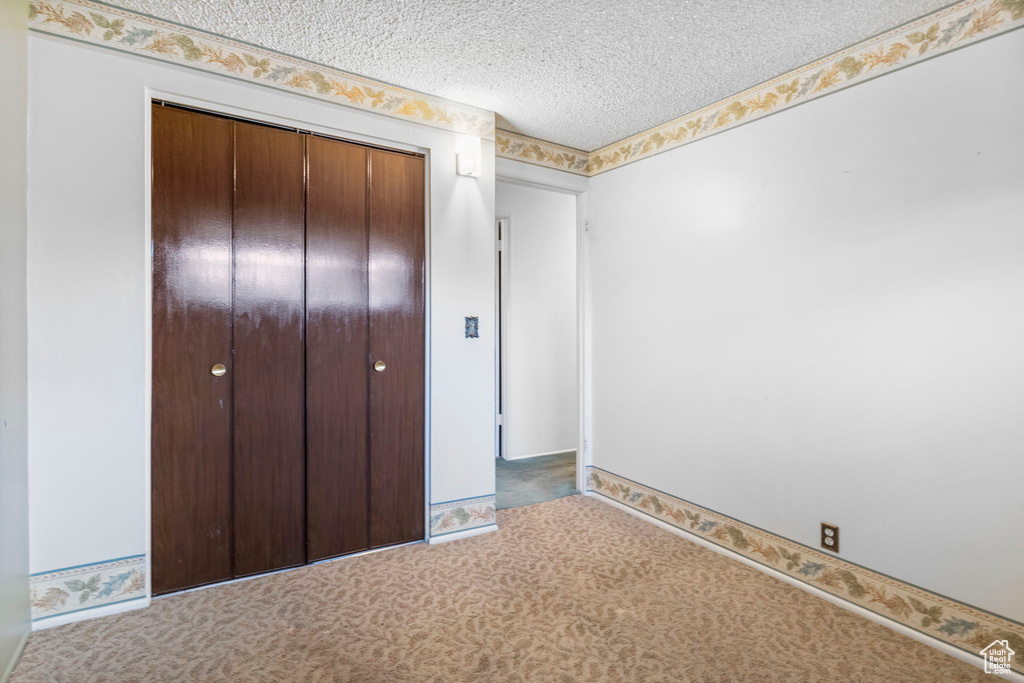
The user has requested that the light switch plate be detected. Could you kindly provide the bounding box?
[464,316,479,338]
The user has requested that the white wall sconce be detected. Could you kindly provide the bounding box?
[456,135,482,178]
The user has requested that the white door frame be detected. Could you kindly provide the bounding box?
[495,164,591,495]
[495,213,510,463]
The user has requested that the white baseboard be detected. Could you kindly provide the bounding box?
[588,492,1023,683]
[1,626,30,683]
[31,597,149,631]
[428,524,498,544]
[502,449,576,461]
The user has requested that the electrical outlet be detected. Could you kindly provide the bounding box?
[821,522,839,553]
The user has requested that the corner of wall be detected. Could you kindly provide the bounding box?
[0,0,31,675]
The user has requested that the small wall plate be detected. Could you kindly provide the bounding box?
[464,316,479,338]
[821,522,839,553]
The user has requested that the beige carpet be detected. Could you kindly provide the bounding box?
[13,496,986,682]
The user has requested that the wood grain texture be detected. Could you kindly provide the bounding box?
[231,121,307,576]
[368,149,426,547]
[153,107,425,586]
[151,105,234,594]
[305,136,370,561]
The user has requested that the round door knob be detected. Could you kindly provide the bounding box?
[373,360,386,372]
[211,363,227,377]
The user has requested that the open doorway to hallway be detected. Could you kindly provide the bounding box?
[495,181,579,511]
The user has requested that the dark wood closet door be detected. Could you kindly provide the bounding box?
[154,106,427,589]
[232,121,307,576]
[151,105,234,594]
[368,149,426,547]
[305,136,371,561]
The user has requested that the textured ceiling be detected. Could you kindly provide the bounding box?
[117,0,951,151]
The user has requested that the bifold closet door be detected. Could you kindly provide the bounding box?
[306,136,371,561]
[153,105,427,593]
[232,121,307,577]
[368,149,426,547]
[151,105,234,594]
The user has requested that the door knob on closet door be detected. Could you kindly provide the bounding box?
[211,363,227,377]
[373,360,386,372]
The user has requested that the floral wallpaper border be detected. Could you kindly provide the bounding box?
[496,130,590,176]
[497,0,1024,176]
[28,0,494,140]
[31,554,147,622]
[430,495,496,537]
[587,466,1024,674]
[29,0,1022,173]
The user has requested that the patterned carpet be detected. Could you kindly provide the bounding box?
[13,496,986,682]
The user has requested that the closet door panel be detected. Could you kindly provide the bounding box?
[232,122,307,576]
[151,105,234,594]
[306,137,370,561]
[368,150,426,547]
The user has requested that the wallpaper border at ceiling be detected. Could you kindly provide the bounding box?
[27,0,496,140]
[27,0,1023,171]
[495,130,590,176]
[497,0,1024,176]
[587,466,1024,675]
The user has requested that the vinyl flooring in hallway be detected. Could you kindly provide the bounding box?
[495,451,578,510]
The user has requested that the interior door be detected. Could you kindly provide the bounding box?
[151,105,234,594]
[231,121,307,577]
[306,135,371,561]
[368,149,426,547]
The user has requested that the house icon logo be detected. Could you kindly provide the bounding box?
[981,640,1015,675]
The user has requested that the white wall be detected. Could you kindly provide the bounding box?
[589,29,1024,622]
[497,182,577,459]
[0,0,31,675]
[27,34,495,580]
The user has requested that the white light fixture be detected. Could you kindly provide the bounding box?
[456,135,482,178]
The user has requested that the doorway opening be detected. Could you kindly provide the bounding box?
[495,181,581,510]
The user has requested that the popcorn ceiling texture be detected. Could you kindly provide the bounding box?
[113,0,950,151]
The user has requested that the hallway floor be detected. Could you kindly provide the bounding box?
[13,496,987,683]
[496,451,578,510]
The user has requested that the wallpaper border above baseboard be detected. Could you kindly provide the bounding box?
[586,466,1024,674]
[429,494,497,537]
[28,0,495,140]
[30,554,147,622]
